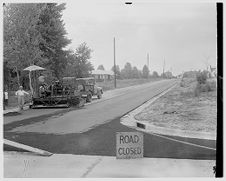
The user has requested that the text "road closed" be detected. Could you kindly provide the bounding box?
[116,132,143,159]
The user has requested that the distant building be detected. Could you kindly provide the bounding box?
[182,71,198,78]
[209,65,217,78]
[164,71,173,79]
[92,70,114,82]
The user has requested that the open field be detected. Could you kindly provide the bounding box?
[96,78,163,91]
[135,78,217,133]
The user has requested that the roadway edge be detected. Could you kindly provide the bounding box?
[120,82,216,140]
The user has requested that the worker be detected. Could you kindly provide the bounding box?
[39,85,46,97]
[4,88,8,107]
[15,86,29,111]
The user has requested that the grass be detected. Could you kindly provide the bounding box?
[96,78,163,91]
[135,77,217,133]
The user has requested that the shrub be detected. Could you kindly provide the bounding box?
[194,81,216,96]
[206,81,216,91]
[196,71,208,84]
[194,85,200,97]
[180,79,185,87]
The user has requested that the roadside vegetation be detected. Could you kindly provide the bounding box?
[135,71,217,133]
[3,3,94,91]
[96,78,163,91]
[194,71,216,96]
[96,62,171,91]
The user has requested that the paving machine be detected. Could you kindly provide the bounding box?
[31,80,85,109]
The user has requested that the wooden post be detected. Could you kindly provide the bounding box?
[29,71,34,96]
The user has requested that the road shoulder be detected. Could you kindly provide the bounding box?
[120,80,216,140]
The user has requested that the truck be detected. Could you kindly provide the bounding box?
[62,77,103,103]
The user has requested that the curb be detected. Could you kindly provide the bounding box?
[4,139,53,156]
[120,83,216,141]
[135,121,216,140]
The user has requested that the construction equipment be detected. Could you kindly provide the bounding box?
[31,80,85,109]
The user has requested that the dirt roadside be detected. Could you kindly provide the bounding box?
[135,78,217,134]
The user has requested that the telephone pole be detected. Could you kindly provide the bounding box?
[162,58,165,77]
[147,53,149,70]
[113,37,116,88]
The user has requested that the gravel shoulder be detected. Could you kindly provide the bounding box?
[135,78,217,134]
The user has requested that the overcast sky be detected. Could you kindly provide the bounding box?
[62,0,217,75]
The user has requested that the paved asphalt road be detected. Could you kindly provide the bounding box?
[7,79,177,134]
[4,79,216,160]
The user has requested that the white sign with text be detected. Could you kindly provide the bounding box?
[116,132,143,159]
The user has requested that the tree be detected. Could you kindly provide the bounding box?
[164,71,173,79]
[132,66,140,79]
[142,65,149,78]
[111,65,121,79]
[3,3,70,90]
[64,43,94,78]
[4,3,45,87]
[97,65,105,70]
[37,3,71,79]
[121,62,132,79]
[152,71,159,78]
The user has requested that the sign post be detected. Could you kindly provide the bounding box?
[116,132,143,159]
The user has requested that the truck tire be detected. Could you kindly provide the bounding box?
[97,92,102,99]
[86,94,92,103]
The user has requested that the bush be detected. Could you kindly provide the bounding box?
[180,79,185,87]
[206,81,216,91]
[194,81,216,96]
[196,71,208,84]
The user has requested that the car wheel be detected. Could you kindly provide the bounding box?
[97,92,102,99]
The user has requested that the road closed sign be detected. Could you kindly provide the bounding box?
[116,132,143,159]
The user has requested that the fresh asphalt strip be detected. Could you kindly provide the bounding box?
[4,115,216,160]
[4,107,79,131]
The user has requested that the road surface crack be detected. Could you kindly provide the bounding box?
[81,157,103,177]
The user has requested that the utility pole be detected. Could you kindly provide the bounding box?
[114,37,116,88]
[162,58,165,77]
[147,53,149,69]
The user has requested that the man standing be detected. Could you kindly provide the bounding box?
[4,89,8,107]
[15,86,29,111]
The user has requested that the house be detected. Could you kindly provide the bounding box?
[92,70,114,82]
[209,65,217,78]
[164,71,173,79]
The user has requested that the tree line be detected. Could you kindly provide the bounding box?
[4,3,93,90]
[3,3,166,91]
[97,63,160,79]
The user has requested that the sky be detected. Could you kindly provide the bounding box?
[62,0,217,75]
